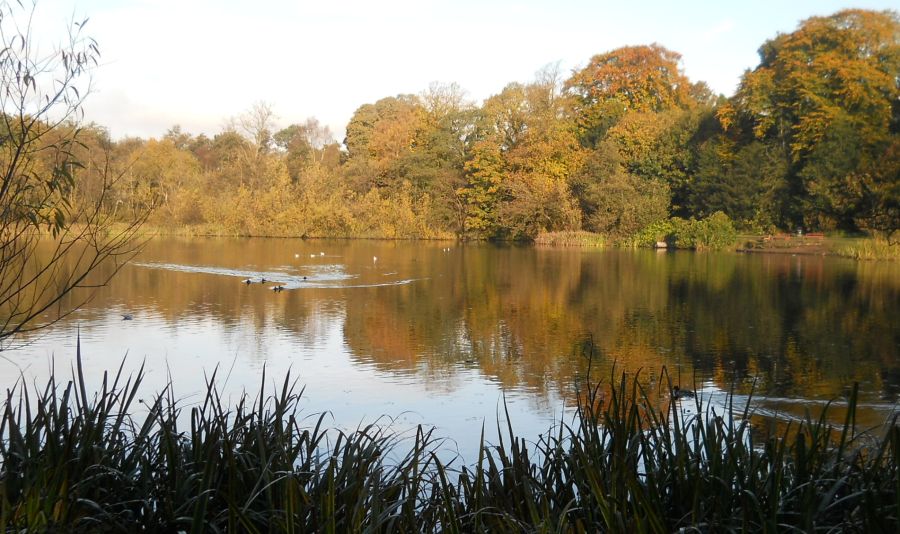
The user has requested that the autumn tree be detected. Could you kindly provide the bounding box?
[459,71,584,239]
[570,139,669,238]
[723,9,900,231]
[411,83,473,234]
[343,95,426,191]
[0,1,145,347]
[274,117,335,182]
[129,139,203,225]
[239,101,277,156]
[564,44,704,237]
[567,44,695,148]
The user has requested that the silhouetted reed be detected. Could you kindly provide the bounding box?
[1,340,897,532]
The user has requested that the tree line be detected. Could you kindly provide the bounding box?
[71,8,899,242]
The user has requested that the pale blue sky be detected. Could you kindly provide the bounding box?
[35,0,900,140]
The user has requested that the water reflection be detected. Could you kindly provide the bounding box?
[3,238,898,454]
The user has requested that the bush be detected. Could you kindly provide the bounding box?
[628,218,676,247]
[630,212,738,250]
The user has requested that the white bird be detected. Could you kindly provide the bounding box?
[320,252,325,256]
[311,253,317,258]
[373,256,378,263]
[294,253,299,259]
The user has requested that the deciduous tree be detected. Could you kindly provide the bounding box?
[0,1,145,347]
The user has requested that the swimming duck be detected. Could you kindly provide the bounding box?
[672,386,695,399]
[271,285,285,292]
[122,314,133,321]
[243,278,252,285]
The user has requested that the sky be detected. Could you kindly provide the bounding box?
[28,0,900,141]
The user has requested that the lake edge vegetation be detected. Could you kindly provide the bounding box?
[33,8,897,256]
[0,343,897,532]
[0,1,148,350]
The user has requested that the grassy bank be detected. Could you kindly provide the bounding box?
[1,345,897,532]
[835,237,900,261]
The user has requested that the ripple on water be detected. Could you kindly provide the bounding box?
[132,261,423,290]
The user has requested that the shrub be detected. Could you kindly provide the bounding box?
[630,212,738,250]
[628,218,676,247]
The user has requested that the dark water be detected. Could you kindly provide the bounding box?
[4,238,899,456]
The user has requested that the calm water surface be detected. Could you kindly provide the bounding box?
[4,238,899,457]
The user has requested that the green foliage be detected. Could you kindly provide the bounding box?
[676,211,739,250]
[690,140,785,228]
[725,9,900,231]
[629,218,677,247]
[630,212,738,250]
[459,141,505,238]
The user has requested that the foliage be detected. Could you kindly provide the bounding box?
[628,218,678,248]
[459,141,505,238]
[725,9,900,231]
[38,7,899,245]
[1,344,897,531]
[567,44,695,148]
[630,212,738,250]
[461,75,583,240]
[675,211,739,250]
[0,1,146,347]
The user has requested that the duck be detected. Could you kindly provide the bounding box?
[672,386,695,399]
[260,277,267,283]
[271,285,285,292]
[122,314,133,321]
[243,278,253,285]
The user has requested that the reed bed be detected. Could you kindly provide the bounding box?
[534,231,608,248]
[1,343,897,532]
[836,237,900,260]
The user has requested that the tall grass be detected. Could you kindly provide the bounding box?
[534,231,607,247]
[1,341,897,531]
[836,237,900,260]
